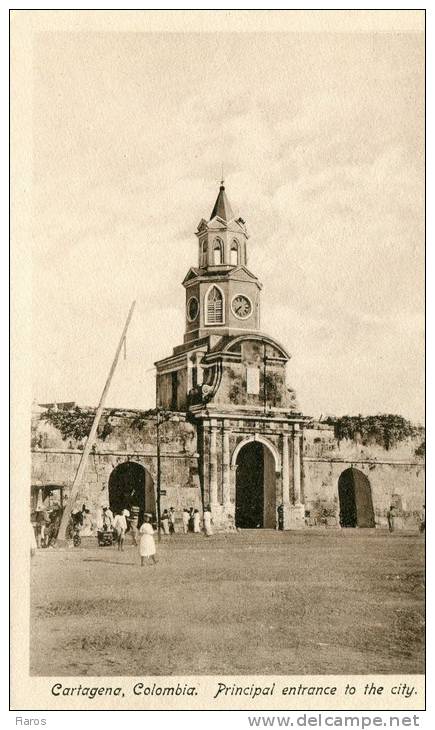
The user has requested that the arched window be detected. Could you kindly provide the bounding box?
[206,286,224,324]
[212,239,224,265]
[230,240,239,266]
[201,240,207,267]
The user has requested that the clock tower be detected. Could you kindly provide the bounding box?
[183,181,261,343]
[155,180,307,531]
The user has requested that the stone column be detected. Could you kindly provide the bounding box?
[292,425,302,505]
[222,421,231,510]
[287,424,305,529]
[196,352,203,385]
[281,432,291,506]
[209,419,218,508]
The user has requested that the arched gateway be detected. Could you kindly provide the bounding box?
[338,467,375,528]
[108,462,154,526]
[234,438,278,528]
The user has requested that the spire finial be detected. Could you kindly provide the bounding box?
[220,163,224,188]
[210,173,234,221]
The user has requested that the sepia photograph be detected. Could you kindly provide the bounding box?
[11,9,425,711]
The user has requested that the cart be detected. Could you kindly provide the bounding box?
[97,529,113,546]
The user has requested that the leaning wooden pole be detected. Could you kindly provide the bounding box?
[56,301,136,545]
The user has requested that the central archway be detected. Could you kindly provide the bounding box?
[338,467,375,528]
[108,462,154,526]
[235,441,277,528]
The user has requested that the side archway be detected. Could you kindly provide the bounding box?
[108,461,155,526]
[338,467,375,528]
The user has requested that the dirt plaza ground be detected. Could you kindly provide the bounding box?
[30,530,424,676]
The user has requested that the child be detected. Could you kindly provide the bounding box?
[139,514,157,566]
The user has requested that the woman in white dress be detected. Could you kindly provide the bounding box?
[139,514,157,566]
[193,509,201,533]
[203,505,213,537]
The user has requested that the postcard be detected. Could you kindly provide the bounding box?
[10,9,425,712]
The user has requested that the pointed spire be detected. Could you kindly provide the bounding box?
[210,181,234,222]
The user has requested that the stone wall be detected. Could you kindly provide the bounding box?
[31,410,202,521]
[302,424,425,529]
[31,410,425,531]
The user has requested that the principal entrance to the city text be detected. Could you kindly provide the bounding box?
[235,442,276,528]
[338,467,375,528]
[108,461,154,526]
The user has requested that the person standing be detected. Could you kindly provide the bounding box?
[138,514,157,566]
[81,508,93,537]
[277,503,284,530]
[419,504,425,533]
[161,509,170,535]
[35,509,47,548]
[105,506,114,524]
[387,504,397,533]
[129,506,139,545]
[203,505,213,537]
[168,507,176,534]
[182,508,190,534]
[193,508,201,534]
[99,506,113,531]
[113,510,128,551]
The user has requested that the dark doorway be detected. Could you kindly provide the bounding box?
[338,468,375,528]
[108,462,154,526]
[235,442,276,528]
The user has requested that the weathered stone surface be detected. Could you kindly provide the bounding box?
[31,410,425,532]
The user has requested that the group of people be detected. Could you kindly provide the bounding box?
[96,505,133,550]
[386,502,425,533]
[31,499,215,563]
[96,504,214,564]
[32,502,63,548]
[137,506,213,565]
[71,504,94,536]
[98,504,213,541]
[159,506,213,536]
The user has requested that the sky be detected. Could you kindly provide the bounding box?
[31,29,424,422]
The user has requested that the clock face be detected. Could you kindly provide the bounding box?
[187,296,199,322]
[232,294,253,319]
